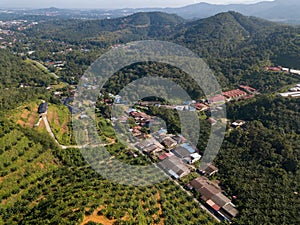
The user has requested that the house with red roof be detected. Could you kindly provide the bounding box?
[209,95,226,104]
[222,89,247,101]
[194,102,210,111]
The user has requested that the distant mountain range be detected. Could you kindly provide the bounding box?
[1,0,300,24]
[164,0,300,24]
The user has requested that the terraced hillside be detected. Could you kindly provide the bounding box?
[9,102,75,146]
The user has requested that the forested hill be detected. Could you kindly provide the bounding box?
[1,10,300,225]
[27,11,300,67]
[0,50,55,110]
[172,12,300,92]
[24,11,300,93]
[0,50,54,88]
[29,12,185,44]
[173,11,300,62]
[174,11,281,56]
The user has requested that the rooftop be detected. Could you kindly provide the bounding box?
[159,155,190,179]
[221,203,239,218]
[181,143,196,154]
[211,192,231,208]
[223,89,247,99]
[172,146,191,159]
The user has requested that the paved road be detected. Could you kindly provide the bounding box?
[42,114,69,149]
[129,140,221,222]
[42,114,113,149]
[30,59,60,79]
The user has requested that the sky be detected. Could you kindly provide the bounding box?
[0,0,274,9]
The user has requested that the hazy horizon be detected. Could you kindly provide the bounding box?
[0,0,274,9]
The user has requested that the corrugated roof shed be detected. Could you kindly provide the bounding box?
[210,192,231,208]
[38,102,48,114]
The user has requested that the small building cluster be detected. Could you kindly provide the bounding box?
[222,85,258,102]
[278,84,300,98]
[187,176,238,222]
[45,60,66,70]
[265,66,300,76]
[207,85,258,104]
[105,98,239,222]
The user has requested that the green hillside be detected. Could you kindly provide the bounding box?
[28,12,184,44]
[0,50,56,110]
[0,118,216,225]
[1,11,299,225]
[25,12,300,93]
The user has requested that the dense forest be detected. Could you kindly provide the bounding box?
[0,50,56,110]
[24,12,300,93]
[217,96,300,224]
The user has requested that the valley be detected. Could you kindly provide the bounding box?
[0,8,299,225]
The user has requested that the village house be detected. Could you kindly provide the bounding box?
[128,150,138,158]
[38,102,48,114]
[279,84,300,98]
[131,126,143,137]
[135,138,165,154]
[172,146,191,159]
[171,146,201,164]
[194,102,210,111]
[208,95,226,104]
[199,163,219,177]
[231,120,246,128]
[161,137,177,149]
[279,92,300,98]
[79,114,89,120]
[188,176,238,222]
[222,89,247,101]
[183,100,196,105]
[172,135,186,144]
[158,152,174,161]
[138,101,161,107]
[180,143,197,154]
[219,202,239,221]
[159,155,191,179]
[130,111,151,124]
[239,85,258,95]
[190,153,202,164]
[153,129,168,142]
[265,66,282,72]
[188,176,221,201]
[143,144,164,155]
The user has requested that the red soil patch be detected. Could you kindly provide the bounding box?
[26,113,38,128]
[61,124,68,134]
[37,162,45,169]
[21,110,30,119]
[156,192,164,225]
[54,115,60,126]
[17,120,25,126]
